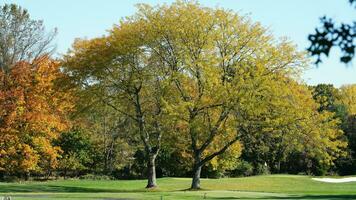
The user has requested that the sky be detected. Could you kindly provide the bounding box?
[2,0,356,87]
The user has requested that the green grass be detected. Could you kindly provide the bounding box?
[1,175,356,199]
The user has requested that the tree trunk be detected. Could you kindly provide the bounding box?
[25,171,30,181]
[277,161,281,173]
[146,155,157,188]
[191,165,202,189]
[64,168,67,179]
[191,151,202,189]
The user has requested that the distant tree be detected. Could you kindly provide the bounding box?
[311,84,348,128]
[0,4,57,73]
[340,84,356,115]
[336,84,356,175]
[76,105,135,176]
[240,82,346,175]
[308,0,356,64]
[309,84,356,175]
[335,114,356,175]
[311,84,340,111]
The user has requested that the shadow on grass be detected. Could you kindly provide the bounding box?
[11,194,134,200]
[211,194,356,199]
[0,185,145,193]
[2,185,356,200]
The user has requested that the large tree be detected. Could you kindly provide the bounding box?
[63,1,347,189]
[135,1,346,188]
[133,1,309,189]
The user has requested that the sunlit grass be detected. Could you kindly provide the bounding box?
[1,175,356,199]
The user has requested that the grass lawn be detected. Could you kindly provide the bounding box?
[1,175,356,199]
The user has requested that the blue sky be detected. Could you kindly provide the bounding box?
[3,0,356,87]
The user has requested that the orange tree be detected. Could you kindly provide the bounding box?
[0,56,74,178]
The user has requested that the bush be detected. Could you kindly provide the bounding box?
[79,174,113,180]
[255,163,270,175]
[230,161,254,177]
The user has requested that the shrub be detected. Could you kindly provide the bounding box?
[255,163,270,175]
[79,174,113,180]
[230,161,254,177]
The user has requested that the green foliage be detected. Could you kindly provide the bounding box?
[311,84,341,112]
[239,82,346,175]
[57,129,92,158]
[156,148,191,177]
[229,161,254,177]
[55,128,93,177]
[310,84,356,176]
[255,163,270,175]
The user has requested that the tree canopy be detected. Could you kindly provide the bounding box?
[62,1,347,189]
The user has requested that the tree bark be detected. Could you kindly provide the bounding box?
[146,155,157,188]
[191,165,202,189]
[191,151,202,189]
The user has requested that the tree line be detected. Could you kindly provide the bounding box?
[0,1,354,190]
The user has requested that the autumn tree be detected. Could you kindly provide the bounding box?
[63,0,347,188]
[0,4,56,73]
[0,56,74,178]
[132,1,347,188]
[130,1,304,189]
